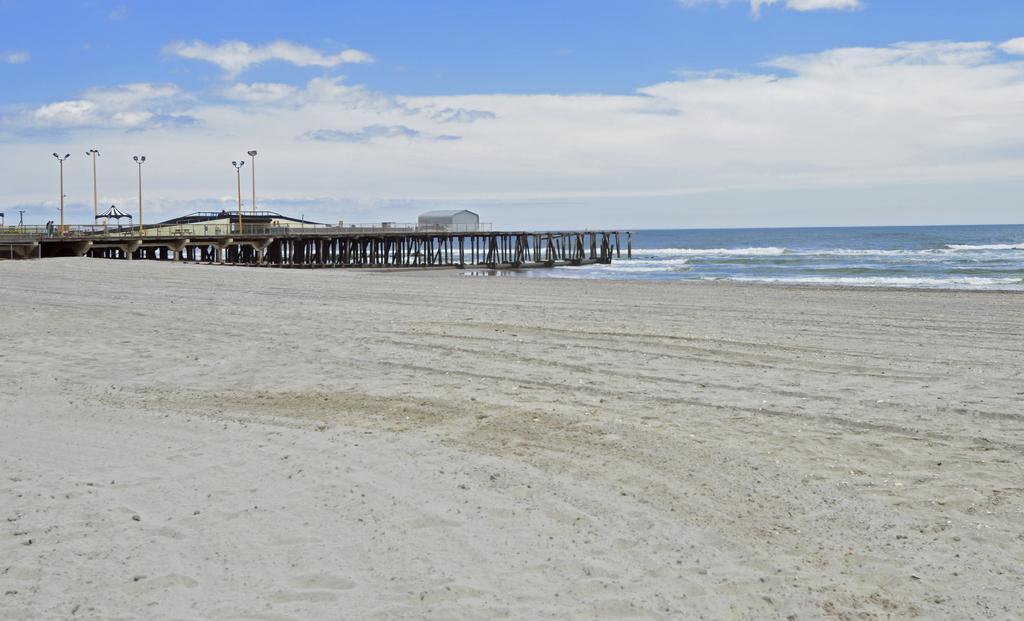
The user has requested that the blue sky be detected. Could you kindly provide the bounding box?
[5,0,1023,98]
[2,0,1024,228]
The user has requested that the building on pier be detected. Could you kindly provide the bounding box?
[145,210,325,236]
[417,210,480,232]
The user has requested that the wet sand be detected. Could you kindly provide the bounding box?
[1,257,1022,619]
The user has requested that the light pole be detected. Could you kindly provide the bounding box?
[247,150,257,214]
[133,156,146,234]
[52,153,70,233]
[232,160,245,234]
[86,149,100,225]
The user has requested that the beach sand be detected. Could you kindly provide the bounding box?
[1,257,1022,619]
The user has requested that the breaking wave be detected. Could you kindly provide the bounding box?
[634,247,786,256]
[944,243,1024,251]
[719,276,1022,289]
[637,245,1024,258]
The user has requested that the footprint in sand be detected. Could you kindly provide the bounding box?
[271,590,342,603]
[124,573,198,594]
[287,574,356,590]
[405,515,460,529]
[3,566,43,581]
[154,526,186,539]
[268,536,322,546]
[268,574,356,605]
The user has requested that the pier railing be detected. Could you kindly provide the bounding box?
[0,222,494,239]
[339,223,493,233]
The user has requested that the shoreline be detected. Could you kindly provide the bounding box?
[6,255,1023,293]
[111,257,1024,294]
[462,265,1024,294]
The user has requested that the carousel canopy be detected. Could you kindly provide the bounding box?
[97,205,132,220]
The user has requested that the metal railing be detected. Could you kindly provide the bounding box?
[0,224,146,239]
[0,222,494,240]
[0,223,326,239]
[338,222,492,233]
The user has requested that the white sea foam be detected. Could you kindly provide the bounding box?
[808,248,930,256]
[634,247,786,257]
[561,258,690,273]
[721,276,1023,289]
[603,267,680,273]
[637,245,1024,258]
[944,243,1024,251]
[626,258,690,267]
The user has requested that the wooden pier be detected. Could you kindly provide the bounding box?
[3,227,633,269]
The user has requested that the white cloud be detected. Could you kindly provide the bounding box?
[83,83,183,108]
[999,37,1024,56]
[5,38,1024,228]
[681,0,861,15]
[303,125,460,143]
[1,51,30,64]
[773,0,860,10]
[430,108,497,123]
[303,77,400,110]
[220,82,299,104]
[767,41,995,74]
[164,39,374,77]
[217,76,403,110]
[25,83,194,130]
[33,100,94,125]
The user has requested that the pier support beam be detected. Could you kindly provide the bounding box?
[163,239,189,260]
[1,242,39,260]
[210,238,234,263]
[70,241,94,257]
[116,240,142,260]
[240,238,274,264]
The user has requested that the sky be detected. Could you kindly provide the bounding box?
[1,0,1024,229]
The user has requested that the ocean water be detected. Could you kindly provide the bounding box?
[540,224,1024,290]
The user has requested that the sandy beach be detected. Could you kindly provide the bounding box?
[1,257,1022,619]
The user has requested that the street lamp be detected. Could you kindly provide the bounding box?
[247,150,257,214]
[232,160,245,234]
[86,149,100,225]
[133,156,146,234]
[52,153,70,233]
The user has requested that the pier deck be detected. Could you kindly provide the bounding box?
[1,225,632,268]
